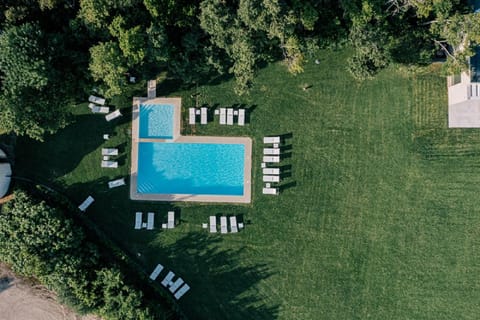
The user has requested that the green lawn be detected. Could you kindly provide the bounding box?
[15,49,480,319]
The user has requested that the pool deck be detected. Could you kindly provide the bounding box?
[130,97,252,203]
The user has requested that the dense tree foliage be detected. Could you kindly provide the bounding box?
[0,22,70,140]
[0,190,174,319]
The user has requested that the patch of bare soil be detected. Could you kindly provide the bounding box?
[0,264,101,320]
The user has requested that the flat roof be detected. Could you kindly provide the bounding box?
[130,97,252,203]
[448,99,480,128]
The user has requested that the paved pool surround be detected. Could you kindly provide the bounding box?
[130,97,252,203]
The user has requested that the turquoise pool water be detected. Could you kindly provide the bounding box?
[139,104,174,139]
[137,142,245,195]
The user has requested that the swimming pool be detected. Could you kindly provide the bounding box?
[137,142,245,195]
[139,104,174,139]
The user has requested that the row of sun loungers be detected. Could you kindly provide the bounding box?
[87,95,122,121]
[189,107,208,125]
[78,196,94,212]
[208,215,243,233]
[218,108,245,126]
[149,264,190,300]
[134,212,155,230]
[262,137,281,195]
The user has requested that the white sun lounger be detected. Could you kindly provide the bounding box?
[219,108,226,125]
[263,187,278,195]
[149,264,164,281]
[263,175,280,182]
[263,156,280,163]
[230,216,238,233]
[263,168,280,175]
[108,178,125,188]
[264,136,280,144]
[189,108,196,125]
[227,108,234,125]
[105,109,122,121]
[161,271,175,287]
[264,148,280,155]
[135,212,142,229]
[174,284,190,300]
[102,148,118,156]
[147,80,156,98]
[89,95,106,105]
[238,109,245,126]
[147,212,154,230]
[220,216,228,234]
[167,211,175,229]
[91,105,109,114]
[101,160,118,168]
[209,216,216,233]
[78,196,94,212]
[201,107,207,124]
[169,277,184,293]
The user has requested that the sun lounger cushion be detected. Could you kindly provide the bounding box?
[219,108,226,125]
[201,107,207,124]
[238,109,245,126]
[88,95,106,105]
[78,196,94,212]
[227,108,234,125]
[174,284,190,300]
[101,160,118,168]
[263,136,280,144]
[263,168,280,175]
[105,109,122,122]
[264,148,280,155]
[263,156,280,163]
[108,178,125,188]
[189,108,196,125]
[263,187,278,195]
[149,264,164,280]
[147,212,154,230]
[102,148,118,156]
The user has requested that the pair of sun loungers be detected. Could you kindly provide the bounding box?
[135,212,155,230]
[189,107,207,125]
[218,108,245,125]
[149,264,190,300]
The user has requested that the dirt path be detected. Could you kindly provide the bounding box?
[0,265,100,320]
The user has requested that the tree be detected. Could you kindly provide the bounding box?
[89,41,128,97]
[0,22,69,140]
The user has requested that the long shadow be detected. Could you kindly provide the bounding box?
[148,232,279,320]
[15,113,109,185]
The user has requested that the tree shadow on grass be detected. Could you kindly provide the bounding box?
[15,113,108,183]
[146,232,279,320]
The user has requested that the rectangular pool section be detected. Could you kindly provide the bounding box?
[131,97,252,203]
[139,104,174,139]
[137,142,245,195]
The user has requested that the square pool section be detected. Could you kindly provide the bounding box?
[137,142,245,196]
[139,104,174,139]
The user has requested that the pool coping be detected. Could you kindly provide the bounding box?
[130,97,252,204]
